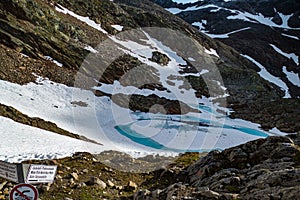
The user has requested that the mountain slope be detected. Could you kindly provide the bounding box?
[0,0,298,161]
[0,0,299,199]
[152,0,300,97]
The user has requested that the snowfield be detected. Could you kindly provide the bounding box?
[0,116,105,163]
[0,77,283,163]
[0,3,288,163]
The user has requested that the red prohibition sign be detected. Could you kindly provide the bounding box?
[9,183,39,200]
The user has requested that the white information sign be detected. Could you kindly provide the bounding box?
[26,165,57,184]
[0,161,19,182]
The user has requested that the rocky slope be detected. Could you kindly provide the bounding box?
[0,133,299,199]
[152,0,300,97]
[135,133,300,200]
[151,0,300,132]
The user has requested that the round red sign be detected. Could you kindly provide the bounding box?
[9,183,39,200]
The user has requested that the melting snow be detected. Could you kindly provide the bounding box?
[172,0,201,3]
[270,44,299,65]
[0,116,105,163]
[204,48,219,58]
[242,54,291,98]
[166,3,298,30]
[0,5,288,163]
[84,45,99,53]
[281,33,299,40]
[166,4,218,15]
[44,56,63,67]
[278,12,293,28]
[55,4,108,34]
[283,66,300,87]
[192,20,207,30]
[21,53,29,58]
[0,77,278,162]
[111,25,124,31]
[227,10,299,30]
[202,27,251,39]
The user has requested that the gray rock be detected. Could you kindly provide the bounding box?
[88,176,106,189]
[149,51,170,66]
[127,181,138,190]
[69,172,79,180]
[107,180,115,187]
[133,189,151,200]
[0,181,7,191]
[197,188,220,198]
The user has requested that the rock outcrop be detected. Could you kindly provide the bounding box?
[134,134,300,200]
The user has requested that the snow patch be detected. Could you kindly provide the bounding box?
[111,25,124,31]
[44,56,63,67]
[281,33,299,40]
[55,4,108,34]
[166,4,219,15]
[227,10,299,30]
[84,45,99,53]
[0,72,287,162]
[270,44,299,65]
[172,0,200,3]
[205,48,219,58]
[278,12,293,28]
[202,27,251,39]
[21,53,29,58]
[0,116,105,163]
[283,66,300,87]
[188,57,196,61]
[192,20,207,30]
[242,54,291,98]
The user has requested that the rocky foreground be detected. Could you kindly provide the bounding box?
[0,134,299,200]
